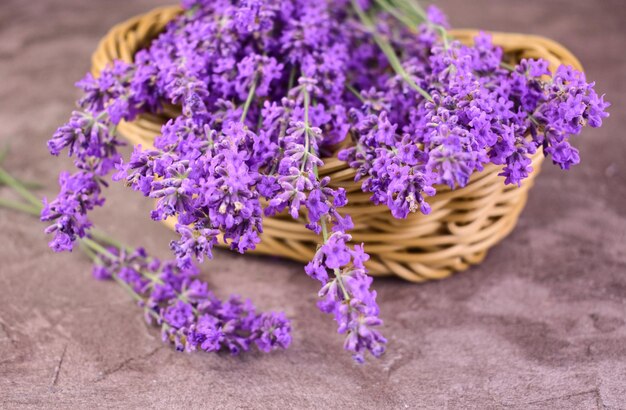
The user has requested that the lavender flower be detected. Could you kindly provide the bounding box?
[41,171,104,251]
[93,243,291,354]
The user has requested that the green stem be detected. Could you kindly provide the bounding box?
[287,66,297,90]
[319,218,351,300]
[300,86,312,173]
[78,240,98,261]
[297,84,351,301]
[376,0,452,51]
[346,83,366,103]
[6,180,43,190]
[303,87,310,125]
[373,0,419,30]
[351,0,433,102]
[0,166,42,208]
[110,271,147,305]
[81,237,117,259]
[80,237,174,315]
[90,229,132,253]
[81,225,197,310]
[0,198,41,216]
[500,61,516,72]
[240,73,259,123]
[393,0,427,21]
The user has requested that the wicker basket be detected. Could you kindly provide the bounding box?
[91,6,583,282]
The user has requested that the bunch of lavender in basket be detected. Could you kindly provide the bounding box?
[43,0,608,362]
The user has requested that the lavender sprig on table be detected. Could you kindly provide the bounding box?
[91,243,291,354]
[42,0,608,362]
[0,164,290,355]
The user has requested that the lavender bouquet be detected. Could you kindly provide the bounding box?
[37,0,608,363]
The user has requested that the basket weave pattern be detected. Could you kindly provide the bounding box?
[91,6,583,282]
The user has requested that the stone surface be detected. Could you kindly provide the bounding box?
[0,1,625,408]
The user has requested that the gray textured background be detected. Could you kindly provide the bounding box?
[1,1,625,408]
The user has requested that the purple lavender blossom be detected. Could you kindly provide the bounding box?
[41,171,104,251]
[170,223,219,269]
[93,243,291,355]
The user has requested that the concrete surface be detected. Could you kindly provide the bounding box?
[0,0,625,408]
